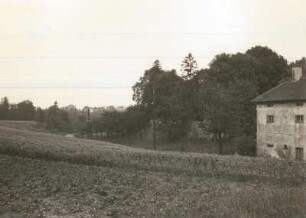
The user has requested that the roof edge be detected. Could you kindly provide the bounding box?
[251,80,290,103]
[252,99,306,104]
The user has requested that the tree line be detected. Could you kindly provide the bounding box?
[94,46,305,155]
[0,97,130,134]
[0,99,72,132]
[1,46,305,156]
[127,46,293,155]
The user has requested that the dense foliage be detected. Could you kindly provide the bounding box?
[0,97,35,121]
[0,46,303,155]
[0,98,72,132]
[128,46,290,155]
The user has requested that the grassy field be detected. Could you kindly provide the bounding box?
[94,135,236,155]
[0,121,305,217]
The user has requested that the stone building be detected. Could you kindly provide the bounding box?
[252,67,306,160]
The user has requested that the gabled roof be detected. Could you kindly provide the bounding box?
[252,75,306,103]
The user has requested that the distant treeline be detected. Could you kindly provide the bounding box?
[0,98,37,121]
[0,99,71,132]
[1,45,305,156]
[0,98,125,133]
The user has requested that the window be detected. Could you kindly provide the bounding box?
[296,102,304,106]
[295,147,304,161]
[295,115,304,123]
[267,144,274,148]
[266,115,274,123]
[284,144,288,150]
[267,104,274,107]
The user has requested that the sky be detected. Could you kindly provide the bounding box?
[0,0,305,109]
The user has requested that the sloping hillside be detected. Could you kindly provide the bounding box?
[0,121,305,182]
[0,121,305,217]
[0,121,40,130]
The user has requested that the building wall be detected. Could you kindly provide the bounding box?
[256,103,306,160]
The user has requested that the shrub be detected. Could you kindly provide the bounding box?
[234,136,256,156]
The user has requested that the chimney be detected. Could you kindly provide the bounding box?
[292,67,303,81]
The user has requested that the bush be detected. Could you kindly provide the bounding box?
[234,136,256,156]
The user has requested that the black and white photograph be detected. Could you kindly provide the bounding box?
[0,0,305,217]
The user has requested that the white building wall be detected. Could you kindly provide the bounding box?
[256,103,306,160]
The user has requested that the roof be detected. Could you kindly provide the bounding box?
[252,75,306,104]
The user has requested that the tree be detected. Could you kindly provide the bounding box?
[34,107,45,123]
[98,110,124,138]
[123,105,150,139]
[208,53,258,86]
[179,69,208,121]
[133,60,162,107]
[89,105,150,142]
[133,60,163,149]
[196,46,288,155]
[181,53,198,80]
[0,97,9,120]
[45,101,71,132]
[289,57,306,73]
[246,46,288,93]
[199,77,234,154]
[63,105,83,132]
[133,61,194,147]
[153,70,193,141]
[15,100,35,120]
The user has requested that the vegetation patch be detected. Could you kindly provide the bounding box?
[0,154,305,218]
[0,124,305,185]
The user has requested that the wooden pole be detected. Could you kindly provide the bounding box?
[87,107,90,139]
[152,69,157,150]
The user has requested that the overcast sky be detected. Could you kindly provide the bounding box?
[0,0,305,108]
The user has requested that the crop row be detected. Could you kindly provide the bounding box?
[0,126,305,184]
